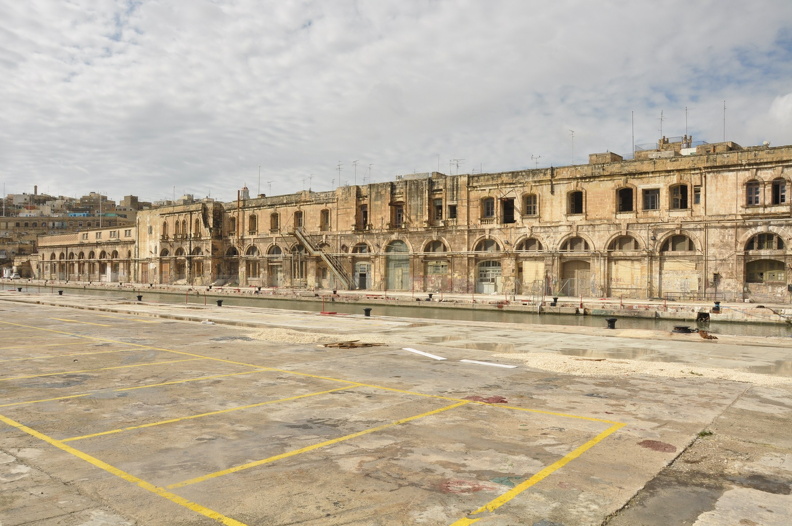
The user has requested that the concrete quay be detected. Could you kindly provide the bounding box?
[0,290,790,525]
[9,278,792,325]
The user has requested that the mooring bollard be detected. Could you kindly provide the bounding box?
[216,300,223,307]
[137,295,143,301]
[363,307,372,317]
[606,317,617,329]
[550,297,558,307]
[17,287,22,292]
[58,290,63,295]
[712,301,721,313]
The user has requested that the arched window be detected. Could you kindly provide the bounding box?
[226,247,239,257]
[616,188,634,212]
[481,197,495,218]
[608,235,640,251]
[248,214,257,234]
[523,194,538,216]
[88,251,95,259]
[229,217,236,234]
[182,219,187,235]
[745,233,785,251]
[567,191,583,214]
[99,251,107,259]
[246,246,258,256]
[424,240,447,253]
[160,249,169,257]
[771,178,787,205]
[111,250,119,259]
[560,236,589,251]
[194,219,201,236]
[268,245,282,257]
[515,238,543,251]
[174,220,181,236]
[352,243,370,253]
[746,260,785,283]
[191,247,203,256]
[745,180,761,206]
[174,248,185,256]
[474,239,500,252]
[661,235,695,252]
[162,221,168,238]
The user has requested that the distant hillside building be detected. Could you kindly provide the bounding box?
[35,138,792,303]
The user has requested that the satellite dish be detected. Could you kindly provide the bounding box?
[763,141,770,146]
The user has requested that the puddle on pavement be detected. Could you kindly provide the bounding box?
[558,348,682,362]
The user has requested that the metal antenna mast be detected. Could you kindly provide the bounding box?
[531,155,541,169]
[352,160,358,186]
[337,162,342,185]
[450,159,464,175]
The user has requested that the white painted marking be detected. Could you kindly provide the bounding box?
[402,348,446,360]
[460,359,517,369]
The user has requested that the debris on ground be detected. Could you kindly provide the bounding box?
[322,340,384,348]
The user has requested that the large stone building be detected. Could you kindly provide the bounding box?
[35,137,792,302]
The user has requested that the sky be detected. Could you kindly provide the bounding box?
[2,0,792,204]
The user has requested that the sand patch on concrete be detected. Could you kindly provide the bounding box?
[496,352,792,387]
[248,327,394,346]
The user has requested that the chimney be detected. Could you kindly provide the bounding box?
[34,185,38,195]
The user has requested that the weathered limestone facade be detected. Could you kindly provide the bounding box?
[35,138,792,302]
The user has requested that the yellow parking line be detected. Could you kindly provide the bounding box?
[167,400,470,490]
[51,318,112,327]
[0,358,204,382]
[0,413,247,526]
[0,370,274,409]
[114,369,274,392]
[449,422,627,525]
[63,385,357,442]
[0,348,142,363]
[0,341,87,351]
[0,394,90,408]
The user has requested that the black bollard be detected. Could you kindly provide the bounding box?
[606,317,617,329]
[712,301,721,314]
[551,297,558,307]
[137,295,143,301]
[216,300,223,307]
[363,307,372,317]
[17,287,22,292]
[58,290,63,295]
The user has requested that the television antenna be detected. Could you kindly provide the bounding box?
[531,155,542,169]
[450,158,465,175]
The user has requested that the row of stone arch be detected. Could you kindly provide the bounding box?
[50,250,132,260]
[191,232,787,259]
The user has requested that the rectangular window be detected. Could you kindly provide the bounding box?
[746,183,760,206]
[427,261,448,275]
[447,205,457,219]
[501,198,515,224]
[95,232,102,239]
[524,194,537,216]
[642,189,660,210]
[433,199,443,221]
[358,205,368,230]
[124,229,132,237]
[482,198,495,218]
[671,185,688,209]
[392,204,404,227]
[81,233,88,240]
[568,191,583,214]
[109,230,117,238]
[772,179,787,204]
[693,185,701,205]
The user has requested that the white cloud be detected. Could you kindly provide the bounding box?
[1,0,791,201]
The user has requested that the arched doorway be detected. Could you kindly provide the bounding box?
[385,240,410,290]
